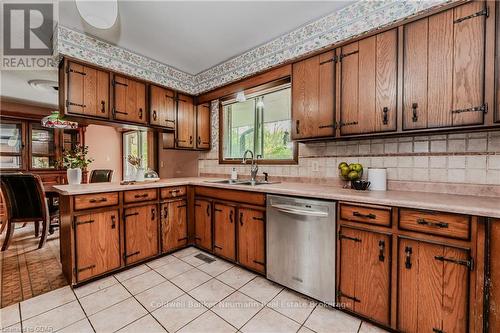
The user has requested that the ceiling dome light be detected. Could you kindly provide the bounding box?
[75,0,118,29]
[28,79,58,93]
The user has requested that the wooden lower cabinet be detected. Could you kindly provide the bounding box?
[75,210,120,282]
[237,208,265,274]
[338,227,391,325]
[194,198,212,251]
[398,238,469,333]
[123,204,159,264]
[213,203,236,260]
[161,199,188,253]
[489,219,500,332]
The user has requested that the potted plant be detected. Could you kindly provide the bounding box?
[127,154,145,181]
[61,145,93,185]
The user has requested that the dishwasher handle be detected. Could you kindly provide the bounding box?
[270,204,329,217]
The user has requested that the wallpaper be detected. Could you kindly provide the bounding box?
[55,0,452,95]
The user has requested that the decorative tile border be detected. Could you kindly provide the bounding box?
[56,0,453,95]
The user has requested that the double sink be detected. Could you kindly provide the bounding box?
[206,179,280,186]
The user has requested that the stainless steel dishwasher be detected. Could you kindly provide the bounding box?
[266,194,336,304]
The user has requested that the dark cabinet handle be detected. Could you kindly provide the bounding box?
[110,215,116,229]
[189,136,193,145]
[197,136,201,146]
[207,204,210,217]
[151,208,155,220]
[353,211,376,219]
[412,103,418,122]
[134,193,149,198]
[100,100,106,113]
[417,218,448,228]
[153,110,157,121]
[383,107,389,125]
[405,246,412,269]
[89,198,107,203]
[239,212,243,226]
[378,240,385,262]
[164,207,168,219]
[296,120,300,134]
[139,108,143,119]
[229,210,233,224]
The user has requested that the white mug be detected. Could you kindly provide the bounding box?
[368,168,387,191]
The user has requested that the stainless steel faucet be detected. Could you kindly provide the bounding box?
[242,149,258,184]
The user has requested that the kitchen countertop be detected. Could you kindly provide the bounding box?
[52,177,500,218]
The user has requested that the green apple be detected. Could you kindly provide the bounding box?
[338,162,348,170]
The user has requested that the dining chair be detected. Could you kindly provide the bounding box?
[89,169,113,183]
[0,174,49,251]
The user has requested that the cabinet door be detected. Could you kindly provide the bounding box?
[195,199,212,251]
[403,2,486,130]
[113,76,147,124]
[490,219,500,332]
[150,85,166,126]
[338,227,391,324]
[66,62,109,118]
[213,203,236,260]
[398,239,469,333]
[238,208,265,274]
[177,94,195,148]
[161,199,188,253]
[196,103,211,149]
[124,204,159,264]
[292,50,335,139]
[75,210,120,281]
[339,29,397,135]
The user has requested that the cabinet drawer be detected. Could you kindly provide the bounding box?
[124,189,158,203]
[74,192,118,210]
[399,208,470,240]
[161,186,187,199]
[339,203,391,227]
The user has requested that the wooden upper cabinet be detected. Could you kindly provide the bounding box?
[339,29,398,136]
[123,204,159,264]
[292,50,335,140]
[196,103,211,149]
[213,203,236,261]
[195,199,212,251]
[403,1,486,130]
[161,199,187,253]
[112,75,147,124]
[338,227,391,325]
[65,62,109,118]
[398,238,469,333]
[176,94,195,148]
[150,85,176,129]
[74,210,120,282]
[238,208,265,274]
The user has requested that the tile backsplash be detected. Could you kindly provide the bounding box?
[198,131,500,187]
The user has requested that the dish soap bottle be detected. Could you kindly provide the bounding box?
[231,167,238,181]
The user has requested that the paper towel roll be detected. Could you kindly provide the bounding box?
[368,168,387,191]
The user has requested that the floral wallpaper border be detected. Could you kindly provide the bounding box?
[56,0,452,95]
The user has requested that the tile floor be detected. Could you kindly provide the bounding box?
[0,247,388,333]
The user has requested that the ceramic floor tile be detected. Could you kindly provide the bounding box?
[146,255,180,269]
[117,314,167,333]
[58,318,94,333]
[267,289,317,324]
[22,300,86,332]
[73,276,118,298]
[3,322,21,333]
[121,270,166,295]
[197,259,234,277]
[241,307,301,333]
[151,294,207,333]
[212,291,263,329]
[154,259,193,279]
[359,321,389,332]
[79,283,131,316]
[0,303,20,328]
[136,280,185,312]
[239,277,283,304]
[304,305,361,333]
[297,326,315,333]
[170,268,212,291]
[216,266,257,289]
[20,286,76,320]
[188,279,235,308]
[178,310,236,333]
[114,264,151,282]
[172,247,200,259]
[89,297,147,333]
